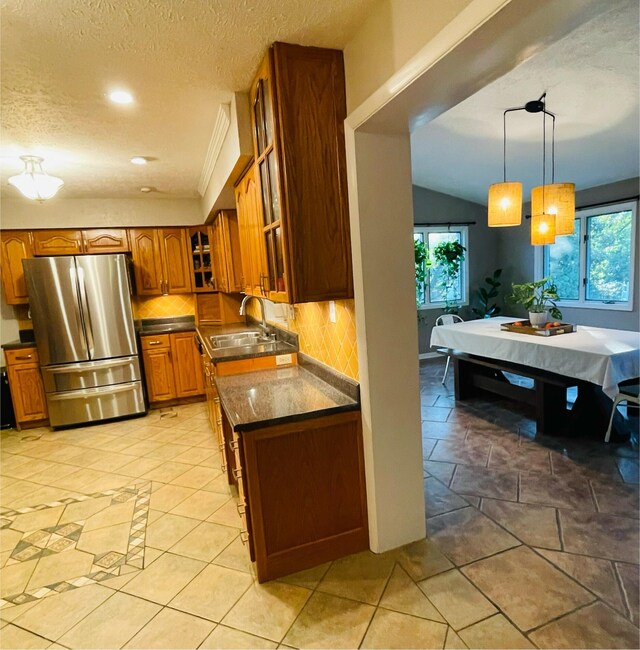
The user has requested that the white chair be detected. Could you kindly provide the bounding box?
[434,314,464,384]
[604,379,640,442]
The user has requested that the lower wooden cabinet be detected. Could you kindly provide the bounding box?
[141,332,204,404]
[4,347,48,429]
[222,409,369,582]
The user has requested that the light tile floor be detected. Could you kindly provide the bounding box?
[0,361,638,649]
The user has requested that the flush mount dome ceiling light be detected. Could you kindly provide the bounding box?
[8,156,64,202]
[109,90,134,104]
[130,156,148,165]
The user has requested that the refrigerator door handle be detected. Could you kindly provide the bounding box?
[76,265,95,359]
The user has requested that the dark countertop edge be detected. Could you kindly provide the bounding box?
[1,340,37,350]
[298,352,360,402]
[136,316,197,336]
[232,402,360,433]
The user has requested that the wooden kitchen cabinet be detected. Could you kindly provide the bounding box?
[212,210,244,294]
[4,347,48,429]
[235,164,269,297]
[0,230,33,304]
[246,42,353,304]
[222,408,368,582]
[141,332,204,404]
[31,228,129,256]
[188,226,215,292]
[32,230,84,256]
[130,228,191,295]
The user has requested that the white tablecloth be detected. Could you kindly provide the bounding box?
[430,317,640,399]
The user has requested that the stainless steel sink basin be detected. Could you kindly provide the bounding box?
[209,331,274,350]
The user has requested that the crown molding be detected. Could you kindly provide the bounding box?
[198,103,231,196]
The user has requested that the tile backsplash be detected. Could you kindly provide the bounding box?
[133,295,196,320]
[248,299,359,380]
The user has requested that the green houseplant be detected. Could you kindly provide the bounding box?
[507,276,562,326]
[432,240,466,313]
[414,238,430,308]
[472,268,502,318]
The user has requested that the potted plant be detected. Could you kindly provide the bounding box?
[507,276,562,326]
[433,240,466,313]
[472,268,502,318]
[414,238,430,308]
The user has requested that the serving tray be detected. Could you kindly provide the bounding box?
[500,320,576,337]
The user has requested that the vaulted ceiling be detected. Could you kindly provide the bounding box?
[410,0,640,205]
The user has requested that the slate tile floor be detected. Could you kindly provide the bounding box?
[0,359,638,649]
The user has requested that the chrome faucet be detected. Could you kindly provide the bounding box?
[239,295,269,336]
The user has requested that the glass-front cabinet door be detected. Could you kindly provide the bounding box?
[188,227,215,292]
[251,56,288,302]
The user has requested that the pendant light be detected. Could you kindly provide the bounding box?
[488,107,522,227]
[530,101,575,235]
[530,101,555,246]
[8,156,64,202]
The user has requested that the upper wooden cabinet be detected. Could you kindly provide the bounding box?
[188,226,215,292]
[129,228,191,295]
[31,229,130,256]
[212,210,243,294]
[235,164,269,297]
[247,42,353,304]
[0,230,33,305]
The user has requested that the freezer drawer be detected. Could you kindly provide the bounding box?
[41,356,141,393]
[46,381,145,428]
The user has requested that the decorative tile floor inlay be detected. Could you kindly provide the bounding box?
[0,481,150,608]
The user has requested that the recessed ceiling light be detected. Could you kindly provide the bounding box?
[130,156,148,165]
[109,90,134,104]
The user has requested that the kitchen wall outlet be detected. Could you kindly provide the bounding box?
[275,354,293,366]
[329,300,336,323]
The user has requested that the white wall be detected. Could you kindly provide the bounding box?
[0,197,202,229]
[343,0,473,112]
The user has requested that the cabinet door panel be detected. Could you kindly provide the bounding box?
[0,231,33,304]
[130,229,163,295]
[142,347,176,402]
[161,228,191,294]
[32,230,83,256]
[272,44,352,302]
[7,363,48,423]
[222,211,244,293]
[83,229,130,253]
[171,332,205,398]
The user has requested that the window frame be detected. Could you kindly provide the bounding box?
[414,225,469,311]
[534,200,637,312]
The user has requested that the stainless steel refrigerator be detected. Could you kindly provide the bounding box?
[23,254,145,428]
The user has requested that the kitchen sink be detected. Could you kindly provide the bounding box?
[209,331,274,349]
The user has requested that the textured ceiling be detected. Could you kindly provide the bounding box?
[0,0,377,199]
[411,0,639,205]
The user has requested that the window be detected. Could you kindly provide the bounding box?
[536,200,637,311]
[414,226,469,309]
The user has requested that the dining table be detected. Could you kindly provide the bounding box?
[430,316,640,437]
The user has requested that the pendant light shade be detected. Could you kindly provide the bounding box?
[531,213,556,246]
[488,182,522,227]
[8,156,64,202]
[531,183,575,235]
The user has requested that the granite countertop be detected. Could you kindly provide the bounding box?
[1,340,37,350]
[197,323,297,363]
[215,364,359,432]
[137,316,196,336]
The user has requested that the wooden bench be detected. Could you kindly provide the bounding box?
[452,353,579,435]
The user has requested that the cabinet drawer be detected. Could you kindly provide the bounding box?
[5,347,39,366]
[140,335,170,350]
